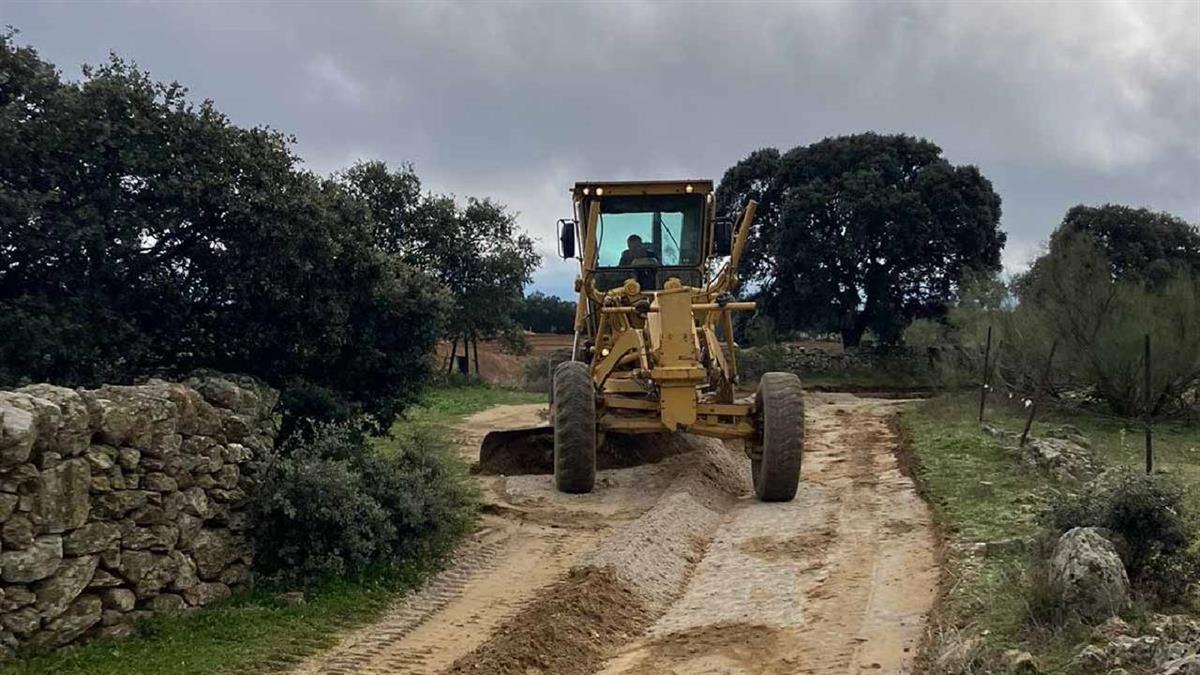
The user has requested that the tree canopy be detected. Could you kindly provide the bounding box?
[1047,204,1200,286]
[514,292,576,334]
[716,133,1006,347]
[338,162,539,374]
[0,31,533,438]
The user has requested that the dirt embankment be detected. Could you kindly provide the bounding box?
[294,393,938,675]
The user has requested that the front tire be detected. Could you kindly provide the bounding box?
[553,361,596,493]
[751,372,805,501]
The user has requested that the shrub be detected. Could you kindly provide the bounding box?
[358,427,477,558]
[1044,472,1199,605]
[498,328,533,356]
[250,424,475,584]
[249,430,394,583]
[522,348,572,393]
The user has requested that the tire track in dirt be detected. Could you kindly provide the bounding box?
[292,404,684,675]
[295,394,938,675]
[600,393,938,675]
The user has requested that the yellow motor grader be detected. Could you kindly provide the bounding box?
[485,180,804,501]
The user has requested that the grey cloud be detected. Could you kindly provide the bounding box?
[5,0,1197,295]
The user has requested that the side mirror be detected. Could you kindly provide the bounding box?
[558,219,576,259]
[714,217,733,257]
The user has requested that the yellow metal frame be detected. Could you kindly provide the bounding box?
[566,180,761,439]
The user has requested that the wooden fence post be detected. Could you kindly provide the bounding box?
[1020,340,1058,447]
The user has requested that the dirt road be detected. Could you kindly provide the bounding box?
[294,393,938,675]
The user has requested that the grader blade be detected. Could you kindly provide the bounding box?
[478,425,554,474]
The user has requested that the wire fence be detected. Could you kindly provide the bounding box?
[975,326,1171,474]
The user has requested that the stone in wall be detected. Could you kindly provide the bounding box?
[0,374,276,657]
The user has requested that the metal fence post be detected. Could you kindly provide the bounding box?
[1145,333,1153,475]
[978,325,993,424]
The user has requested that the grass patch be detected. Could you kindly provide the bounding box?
[904,394,1200,671]
[799,369,938,392]
[5,560,441,675]
[5,383,540,675]
[408,382,544,429]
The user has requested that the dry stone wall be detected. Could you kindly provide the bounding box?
[0,374,276,655]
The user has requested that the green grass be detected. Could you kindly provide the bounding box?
[5,561,440,675]
[799,368,937,392]
[904,394,1200,672]
[409,382,544,428]
[4,382,540,675]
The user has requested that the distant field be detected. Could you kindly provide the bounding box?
[524,333,573,355]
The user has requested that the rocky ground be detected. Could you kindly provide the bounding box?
[293,392,939,674]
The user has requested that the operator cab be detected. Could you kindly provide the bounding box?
[562,181,714,292]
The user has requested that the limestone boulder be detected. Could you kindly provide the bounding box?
[120,522,179,552]
[176,513,203,549]
[142,472,177,492]
[0,397,37,468]
[33,555,97,620]
[100,588,136,612]
[81,394,134,447]
[145,593,186,615]
[1049,527,1129,622]
[185,372,277,420]
[0,493,18,521]
[168,487,210,520]
[89,386,178,451]
[183,581,231,607]
[87,569,123,589]
[0,463,38,495]
[116,447,140,471]
[0,586,34,612]
[222,443,252,464]
[14,385,90,456]
[188,529,236,580]
[1022,437,1097,482]
[1,392,64,454]
[168,551,198,592]
[28,594,101,649]
[92,490,152,519]
[2,516,34,549]
[33,458,91,533]
[0,535,62,583]
[118,550,175,598]
[0,606,40,637]
[83,445,116,472]
[63,522,120,556]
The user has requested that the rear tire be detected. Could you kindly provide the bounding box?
[553,361,596,493]
[751,372,805,502]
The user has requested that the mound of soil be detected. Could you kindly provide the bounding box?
[445,567,652,675]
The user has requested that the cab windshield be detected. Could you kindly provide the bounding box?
[595,194,704,268]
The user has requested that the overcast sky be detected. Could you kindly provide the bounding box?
[5,0,1198,297]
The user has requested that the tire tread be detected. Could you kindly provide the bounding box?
[553,361,596,493]
[753,372,805,501]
